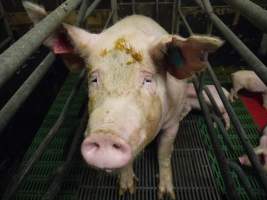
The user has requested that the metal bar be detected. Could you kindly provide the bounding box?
[119,2,174,6]
[228,161,256,199]
[155,0,159,21]
[193,76,238,199]
[199,0,267,85]
[41,109,88,200]
[111,0,118,24]
[178,0,193,35]
[171,0,177,34]
[0,53,55,134]
[0,0,82,89]
[76,0,91,26]
[132,0,136,14]
[1,69,86,200]
[179,0,267,195]
[224,0,267,33]
[84,0,102,21]
[103,10,114,29]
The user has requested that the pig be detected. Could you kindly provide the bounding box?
[186,83,231,130]
[230,70,267,109]
[239,125,267,171]
[23,1,223,199]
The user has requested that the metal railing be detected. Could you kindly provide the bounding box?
[177,0,267,199]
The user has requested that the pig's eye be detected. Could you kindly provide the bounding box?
[89,74,99,86]
[143,77,152,85]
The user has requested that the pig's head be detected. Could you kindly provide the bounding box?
[23,1,223,172]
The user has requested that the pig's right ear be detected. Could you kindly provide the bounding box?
[149,34,223,79]
[23,1,99,72]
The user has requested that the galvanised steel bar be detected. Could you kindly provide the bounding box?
[42,109,88,200]
[0,0,82,89]
[171,0,178,34]
[228,161,256,199]
[132,0,136,14]
[76,0,91,26]
[1,69,86,200]
[177,0,193,35]
[111,0,118,24]
[0,53,55,134]
[84,0,102,21]
[193,76,238,199]
[199,0,267,85]
[103,10,114,30]
[155,0,159,21]
[224,0,267,33]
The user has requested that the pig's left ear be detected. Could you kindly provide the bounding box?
[150,35,224,79]
[60,24,99,58]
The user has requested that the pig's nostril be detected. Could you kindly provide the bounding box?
[92,142,100,148]
[112,144,121,149]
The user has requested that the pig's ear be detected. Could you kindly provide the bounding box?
[62,24,99,58]
[22,1,47,24]
[150,35,224,79]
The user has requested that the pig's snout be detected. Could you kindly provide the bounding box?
[81,133,132,170]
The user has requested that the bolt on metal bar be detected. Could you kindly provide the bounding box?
[199,0,267,85]
[41,109,88,200]
[1,69,86,200]
[84,0,102,21]
[224,0,267,33]
[0,0,82,89]
[193,75,239,199]
[111,0,118,24]
[0,53,55,135]
[228,161,256,199]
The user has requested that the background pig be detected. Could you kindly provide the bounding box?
[230,70,267,109]
[186,83,231,130]
[239,125,267,171]
[23,1,223,199]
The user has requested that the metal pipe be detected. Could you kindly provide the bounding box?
[200,0,267,85]
[1,70,86,200]
[41,109,88,200]
[155,0,159,21]
[171,0,177,34]
[84,0,102,21]
[0,0,82,89]
[178,0,193,35]
[228,161,256,199]
[76,0,91,26]
[132,0,136,14]
[193,76,238,199]
[0,53,55,134]
[224,0,267,33]
[111,0,118,24]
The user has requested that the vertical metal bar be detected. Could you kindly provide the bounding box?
[0,0,82,89]
[178,0,193,35]
[111,0,118,24]
[84,0,102,20]
[155,0,159,21]
[132,0,136,14]
[171,0,178,34]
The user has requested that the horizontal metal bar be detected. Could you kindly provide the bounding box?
[42,109,88,200]
[119,1,175,6]
[84,0,102,21]
[200,0,267,85]
[1,69,86,200]
[224,0,267,33]
[0,53,55,134]
[193,76,239,199]
[0,0,82,89]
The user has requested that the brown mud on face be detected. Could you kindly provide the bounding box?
[98,37,143,65]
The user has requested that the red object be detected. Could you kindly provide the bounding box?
[240,93,267,130]
[52,33,74,54]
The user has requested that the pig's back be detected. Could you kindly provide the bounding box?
[232,70,267,92]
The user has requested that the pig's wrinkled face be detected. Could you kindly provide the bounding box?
[81,38,165,171]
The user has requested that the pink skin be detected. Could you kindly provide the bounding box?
[81,133,132,170]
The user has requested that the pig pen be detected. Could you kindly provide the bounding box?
[0,0,267,200]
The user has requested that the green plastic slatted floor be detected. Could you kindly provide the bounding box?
[12,72,266,199]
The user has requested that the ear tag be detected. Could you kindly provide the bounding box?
[167,45,184,69]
